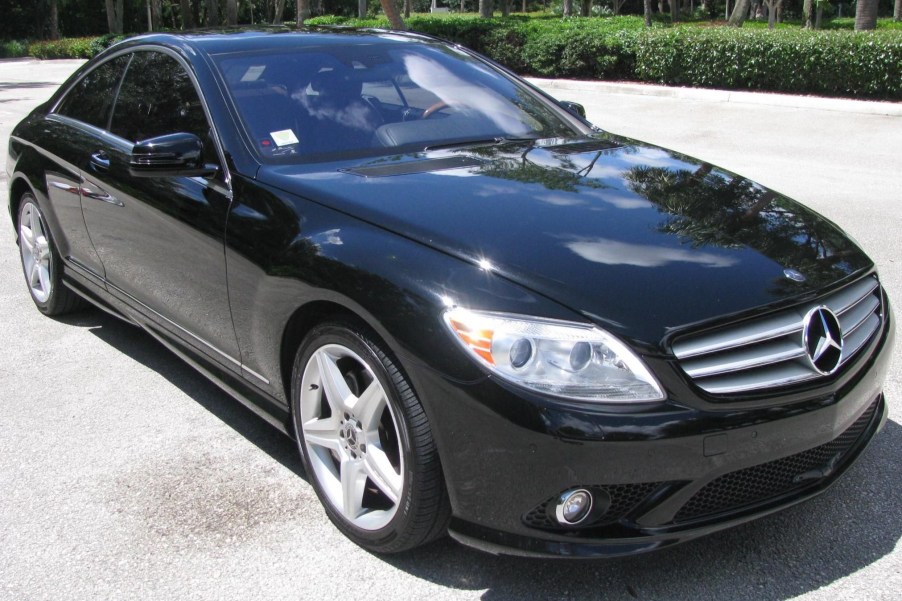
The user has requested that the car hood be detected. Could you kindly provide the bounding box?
[257,133,872,348]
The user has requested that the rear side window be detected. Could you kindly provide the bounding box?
[110,51,210,143]
[56,55,130,129]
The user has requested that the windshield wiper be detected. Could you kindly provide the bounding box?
[424,137,539,151]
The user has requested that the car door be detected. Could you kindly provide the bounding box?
[30,54,133,285]
[79,49,241,368]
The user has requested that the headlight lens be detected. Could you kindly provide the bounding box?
[443,308,664,402]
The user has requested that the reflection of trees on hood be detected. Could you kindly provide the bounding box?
[625,164,869,289]
[465,146,607,193]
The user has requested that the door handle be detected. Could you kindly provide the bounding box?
[90,151,110,171]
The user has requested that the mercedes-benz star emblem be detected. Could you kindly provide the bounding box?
[802,306,843,375]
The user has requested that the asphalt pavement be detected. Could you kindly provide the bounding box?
[1,58,900,601]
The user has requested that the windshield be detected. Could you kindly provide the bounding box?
[213,37,587,162]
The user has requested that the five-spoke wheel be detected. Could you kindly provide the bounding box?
[291,322,449,552]
[17,194,83,315]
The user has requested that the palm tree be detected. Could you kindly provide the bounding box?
[855,0,878,29]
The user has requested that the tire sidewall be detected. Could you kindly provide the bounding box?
[290,322,418,548]
[17,194,59,314]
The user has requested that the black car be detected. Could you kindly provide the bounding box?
[6,28,893,558]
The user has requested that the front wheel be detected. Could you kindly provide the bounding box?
[17,195,83,315]
[290,321,449,553]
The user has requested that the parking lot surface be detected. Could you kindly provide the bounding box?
[1,58,900,601]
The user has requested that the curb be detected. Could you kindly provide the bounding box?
[528,78,902,117]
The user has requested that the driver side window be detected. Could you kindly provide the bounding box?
[111,51,210,146]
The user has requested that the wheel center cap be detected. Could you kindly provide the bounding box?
[340,417,365,459]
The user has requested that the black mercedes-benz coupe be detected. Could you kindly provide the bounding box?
[6,28,894,558]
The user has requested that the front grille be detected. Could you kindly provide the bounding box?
[523,482,662,531]
[673,276,883,395]
[674,398,879,522]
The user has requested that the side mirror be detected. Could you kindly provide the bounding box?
[559,100,587,119]
[129,132,218,178]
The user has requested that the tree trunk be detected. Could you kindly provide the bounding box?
[404,0,411,18]
[522,0,527,11]
[480,0,493,16]
[205,0,219,25]
[49,0,60,39]
[297,0,310,25]
[180,0,195,28]
[728,0,749,25]
[895,0,901,21]
[581,0,591,16]
[766,0,776,28]
[382,0,406,28]
[272,0,285,23]
[562,0,573,16]
[225,0,237,24]
[105,0,125,33]
[151,0,164,30]
[854,0,877,29]
[725,0,729,20]
[644,0,653,24]
[502,0,510,16]
[670,0,678,22]
[802,0,812,27]
[815,4,822,27]
[359,0,367,17]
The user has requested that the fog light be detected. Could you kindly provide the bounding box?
[555,489,593,525]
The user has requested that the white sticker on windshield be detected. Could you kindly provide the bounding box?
[240,65,266,82]
[271,129,300,147]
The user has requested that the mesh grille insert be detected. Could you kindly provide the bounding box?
[675,399,879,522]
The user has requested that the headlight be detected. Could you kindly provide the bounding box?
[443,308,664,403]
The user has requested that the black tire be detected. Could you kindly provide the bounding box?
[17,194,84,316]
[290,320,450,553]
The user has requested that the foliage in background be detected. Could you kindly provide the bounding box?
[305,15,902,97]
[2,14,900,99]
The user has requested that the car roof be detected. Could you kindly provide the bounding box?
[110,27,442,58]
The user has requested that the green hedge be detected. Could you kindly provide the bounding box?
[3,18,900,99]
[307,16,902,99]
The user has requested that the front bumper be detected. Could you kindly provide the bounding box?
[415,298,894,558]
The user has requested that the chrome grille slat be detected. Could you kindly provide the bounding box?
[682,340,806,379]
[840,313,880,365]
[674,276,883,396]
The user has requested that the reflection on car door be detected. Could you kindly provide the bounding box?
[79,50,241,368]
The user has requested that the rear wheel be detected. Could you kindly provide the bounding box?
[17,195,83,316]
[291,321,449,553]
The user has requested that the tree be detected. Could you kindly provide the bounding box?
[669,0,678,22]
[205,0,219,25]
[226,0,238,25]
[404,0,411,18]
[895,0,901,22]
[49,0,60,39]
[644,0,653,25]
[381,0,406,29]
[728,0,750,25]
[180,0,196,28]
[854,0,878,29]
[272,0,286,24]
[359,0,367,18]
[763,0,782,28]
[105,0,124,33]
[150,0,163,30]
[480,0,493,17]
[581,0,592,16]
[802,0,813,27]
[562,0,573,16]
[297,0,310,25]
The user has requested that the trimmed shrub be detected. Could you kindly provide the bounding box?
[27,37,96,59]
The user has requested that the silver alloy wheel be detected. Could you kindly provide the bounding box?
[299,343,405,531]
[19,202,52,304]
